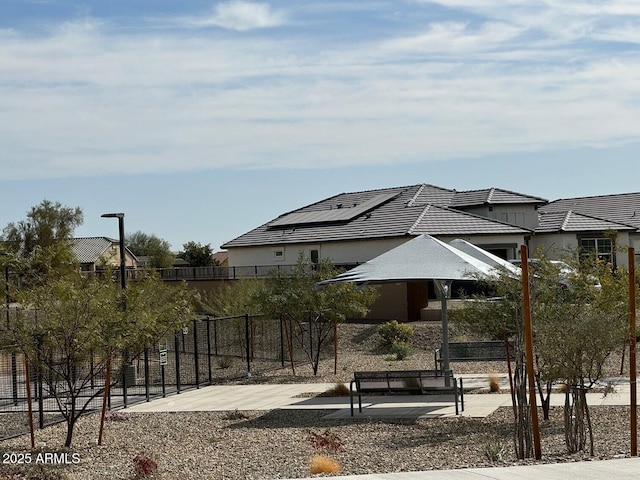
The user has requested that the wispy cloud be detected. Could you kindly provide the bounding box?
[0,1,639,181]
[182,1,286,31]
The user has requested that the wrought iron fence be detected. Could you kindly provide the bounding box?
[0,313,331,440]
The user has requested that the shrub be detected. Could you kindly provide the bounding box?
[390,341,412,360]
[306,429,344,453]
[481,435,505,462]
[377,320,413,346]
[133,454,158,479]
[105,411,130,422]
[222,409,249,420]
[217,356,233,369]
[309,455,341,475]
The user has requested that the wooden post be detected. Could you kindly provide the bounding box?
[629,247,637,456]
[521,245,542,459]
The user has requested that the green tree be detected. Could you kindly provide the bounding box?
[254,257,377,375]
[2,200,83,282]
[451,250,628,457]
[531,254,627,454]
[126,231,174,268]
[179,241,216,267]
[5,267,198,447]
[200,278,263,316]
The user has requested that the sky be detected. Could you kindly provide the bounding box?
[1,0,640,251]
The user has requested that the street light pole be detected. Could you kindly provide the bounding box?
[101,213,126,290]
[99,212,127,436]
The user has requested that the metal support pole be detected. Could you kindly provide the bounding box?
[245,314,251,375]
[280,316,285,368]
[206,317,213,384]
[122,355,128,409]
[144,348,150,403]
[193,318,200,388]
[435,279,452,385]
[174,333,181,393]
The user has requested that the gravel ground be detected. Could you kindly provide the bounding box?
[0,322,636,480]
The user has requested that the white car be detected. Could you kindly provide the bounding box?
[509,259,602,290]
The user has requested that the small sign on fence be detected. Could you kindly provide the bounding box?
[159,350,168,366]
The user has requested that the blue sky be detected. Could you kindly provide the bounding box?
[1,1,640,251]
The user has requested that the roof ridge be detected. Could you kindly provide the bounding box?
[560,211,572,231]
[550,191,640,203]
[405,184,426,207]
[456,186,547,202]
[408,204,432,234]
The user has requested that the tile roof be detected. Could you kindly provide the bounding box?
[450,188,547,208]
[70,237,117,263]
[222,184,531,248]
[535,211,637,234]
[540,193,640,230]
[409,204,530,236]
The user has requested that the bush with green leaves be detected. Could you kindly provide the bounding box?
[377,320,413,347]
[390,341,412,360]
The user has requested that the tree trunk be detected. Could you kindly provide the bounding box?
[564,381,592,454]
[64,416,76,448]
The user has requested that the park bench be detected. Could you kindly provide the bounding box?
[434,340,513,371]
[349,369,463,416]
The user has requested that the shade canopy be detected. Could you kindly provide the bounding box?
[318,234,520,375]
[448,238,521,277]
[318,234,506,286]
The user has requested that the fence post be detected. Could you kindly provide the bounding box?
[245,314,251,375]
[280,316,285,367]
[161,363,166,398]
[144,348,150,402]
[174,333,181,394]
[206,317,212,384]
[193,318,200,388]
[214,318,219,356]
[122,352,128,409]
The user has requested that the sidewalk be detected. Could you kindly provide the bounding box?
[282,457,640,480]
[125,375,640,480]
[127,374,634,419]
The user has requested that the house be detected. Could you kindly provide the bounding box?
[70,237,138,273]
[212,251,229,267]
[222,184,536,320]
[535,193,640,267]
[222,184,535,267]
[221,183,640,321]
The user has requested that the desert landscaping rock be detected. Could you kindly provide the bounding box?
[0,322,636,479]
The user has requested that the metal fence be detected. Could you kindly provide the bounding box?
[0,313,329,440]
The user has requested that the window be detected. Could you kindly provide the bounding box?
[580,237,614,265]
[310,249,319,264]
[273,248,285,262]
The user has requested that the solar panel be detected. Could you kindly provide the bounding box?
[269,191,399,227]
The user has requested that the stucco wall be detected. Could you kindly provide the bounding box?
[227,234,528,268]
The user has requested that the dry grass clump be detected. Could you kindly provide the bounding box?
[488,374,501,393]
[325,383,350,396]
[309,455,341,475]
